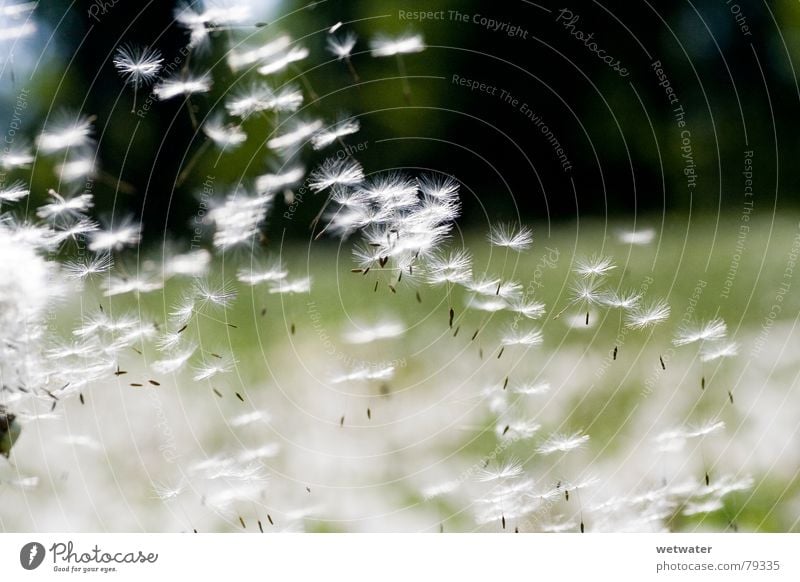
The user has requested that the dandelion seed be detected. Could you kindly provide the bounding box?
[537,431,590,455]
[617,227,655,245]
[0,143,34,169]
[601,289,641,310]
[370,33,425,57]
[427,249,472,285]
[328,30,357,60]
[226,82,302,118]
[37,113,94,153]
[237,259,288,285]
[500,326,543,347]
[193,353,235,381]
[256,45,309,76]
[153,74,211,100]
[164,248,211,278]
[256,166,305,194]
[0,180,29,202]
[674,318,728,346]
[206,191,274,250]
[267,514,274,525]
[193,279,236,309]
[487,223,533,251]
[202,115,247,150]
[113,44,163,112]
[88,218,141,252]
[56,156,95,182]
[268,277,311,294]
[267,119,323,150]
[511,381,550,395]
[331,365,394,384]
[343,319,404,344]
[227,36,292,71]
[311,116,360,150]
[371,32,424,102]
[478,458,523,482]
[700,341,738,362]
[152,344,196,374]
[574,254,616,278]
[625,299,670,329]
[327,31,360,81]
[309,157,364,192]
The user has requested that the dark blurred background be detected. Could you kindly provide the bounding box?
[6,0,799,241]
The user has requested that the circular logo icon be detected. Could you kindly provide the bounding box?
[20,542,45,570]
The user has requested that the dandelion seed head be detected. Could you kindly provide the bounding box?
[113,44,163,88]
